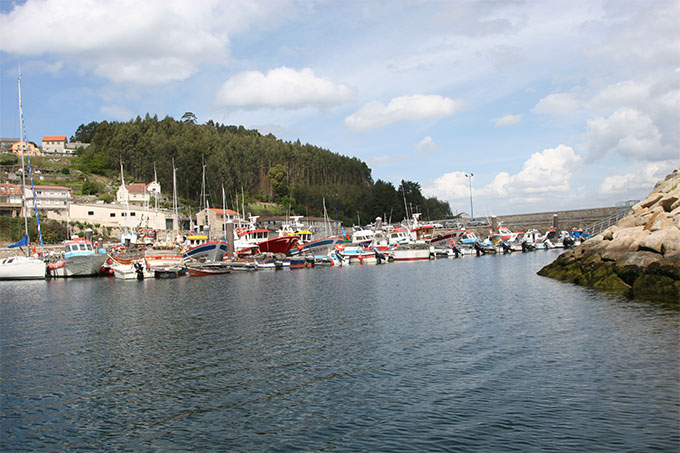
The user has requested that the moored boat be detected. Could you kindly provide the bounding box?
[47,237,107,277]
[186,261,232,276]
[391,242,432,262]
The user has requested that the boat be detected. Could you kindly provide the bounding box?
[391,242,432,262]
[0,74,47,281]
[110,259,154,280]
[186,261,232,276]
[182,234,228,262]
[154,265,186,278]
[290,235,344,256]
[48,237,107,277]
[0,248,46,280]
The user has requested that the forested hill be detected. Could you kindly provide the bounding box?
[73,114,451,224]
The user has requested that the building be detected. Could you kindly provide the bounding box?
[195,208,241,234]
[10,141,40,156]
[41,136,89,155]
[1,138,19,154]
[23,185,72,217]
[62,203,177,232]
[0,183,22,217]
[41,136,67,154]
[116,182,161,207]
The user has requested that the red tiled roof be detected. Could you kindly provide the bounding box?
[42,136,67,142]
[209,208,240,216]
[33,185,72,192]
[0,183,22,194]
[125,183,147,193]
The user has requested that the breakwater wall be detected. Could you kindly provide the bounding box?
[493,206,622,231]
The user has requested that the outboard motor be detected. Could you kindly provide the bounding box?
[474,242,484,256]
[563,237,575,248]
[133,261,145,280]
[373,248,384,264]
[501,241,512,254]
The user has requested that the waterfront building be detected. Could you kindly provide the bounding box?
[195,208,241,234]
[116,182,160,207]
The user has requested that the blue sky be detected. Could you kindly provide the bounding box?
[1,0,678,216]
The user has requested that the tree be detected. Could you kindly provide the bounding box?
[181,112,197,124]
[71,121,99,142]
[268,164,288,198]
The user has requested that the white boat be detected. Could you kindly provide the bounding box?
[0,74,47,281]
[391,242,432,262]
[48,237,107,277]
[0,253,46,280]
[110,259,154,280]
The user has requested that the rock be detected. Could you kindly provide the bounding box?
[538,168,680,303]
[639,227,680,256]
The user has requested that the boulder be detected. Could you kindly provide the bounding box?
[538,168,680,302]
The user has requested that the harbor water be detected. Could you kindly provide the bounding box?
[1,250,678,451]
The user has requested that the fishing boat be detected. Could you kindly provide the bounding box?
[48,237,107,277]
[290,235,344,256]
[182,234,228,262]
[186,261,232,276]
[110,259,154,280]
[0,74,46,281]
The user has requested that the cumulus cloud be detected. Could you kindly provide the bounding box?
[0,0,287,84]
[415,136,440,155]
[598,162,677,195]
[494,113,522,127]
[424,145,582,205]
[215,67,355,110]
[531,93,579,115]
[344,94,465,131]
[584,77,680,162]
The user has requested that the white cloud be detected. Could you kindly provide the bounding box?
[415,136,439,155]
[367,154,410,167]
[215,67,355,110]
[494,114,522,127]
[100,104,134,121]
[531,93,579,115]
[424,145,582,205]
[344,94,465,131]
[598,162,678,195]
[0,0,290,84]
[585,108,664,161]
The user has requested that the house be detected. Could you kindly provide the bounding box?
[41,136,67,154]
[0,183,22,217]
[10,141,40,156]
[64,203,178,232]
[23,185,72,217]
[1,138,19,154]
[116,182,161,207]
[195,208,241,234]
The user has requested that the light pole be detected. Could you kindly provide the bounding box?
[465,173,474,219]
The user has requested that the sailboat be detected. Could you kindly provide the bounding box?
[0,74,46,280]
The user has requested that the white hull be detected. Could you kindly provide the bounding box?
[392,244,431,261]
[112,263,154,279]
[51,254,107,277]
[0,256,46,280]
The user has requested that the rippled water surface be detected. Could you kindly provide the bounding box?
[2,251,678,451]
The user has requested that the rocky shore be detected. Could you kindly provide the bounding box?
[538,169,680,302]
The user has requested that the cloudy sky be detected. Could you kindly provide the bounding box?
[1,0,678,216]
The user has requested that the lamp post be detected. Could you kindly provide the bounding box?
[465,173,474,219]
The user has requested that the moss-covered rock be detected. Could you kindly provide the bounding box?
[538,169,680,303]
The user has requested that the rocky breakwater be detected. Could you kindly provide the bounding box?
[538,169,680,302]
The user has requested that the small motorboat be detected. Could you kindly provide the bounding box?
[186,262,232,277]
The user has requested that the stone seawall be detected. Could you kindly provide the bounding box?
[495,207,621,231]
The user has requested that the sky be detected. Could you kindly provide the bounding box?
[0,0,678,216]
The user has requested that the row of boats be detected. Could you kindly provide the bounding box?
[0,213,589,281]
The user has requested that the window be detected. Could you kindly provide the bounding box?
[88,211,94,215]
[130,212,136,217]
[121,212,126,217]
[110,213,116,217]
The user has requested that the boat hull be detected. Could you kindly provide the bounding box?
[183,241,227,262]
[50,254,107,277]
[391,244,431,262]
[186,262,232,276]
[291,236,344,256]
[257,236,299,255]
[0,256,46,280]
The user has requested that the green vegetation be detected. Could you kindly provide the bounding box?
[70,115,452,224]
[0,216,68,244]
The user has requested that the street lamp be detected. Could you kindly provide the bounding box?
[465,173,474,219]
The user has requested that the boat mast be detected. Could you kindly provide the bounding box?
[120,161,130,234]
[172,158,179,234]
[17,72,44,256]
[222,185,227,239]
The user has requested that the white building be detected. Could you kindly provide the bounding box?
[41,136,68,154]
[116,181,161,208]
[23,185,72,217]
[65,203,177,231]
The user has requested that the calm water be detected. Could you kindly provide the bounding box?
[1,251,678,451]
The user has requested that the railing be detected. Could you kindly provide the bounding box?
[583,205,634,237]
